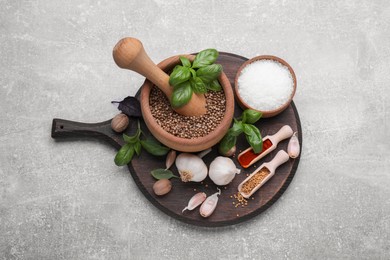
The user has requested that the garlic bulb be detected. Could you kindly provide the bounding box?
[287,132,300,158]
[175,153,208,182]
[209,156,241,186]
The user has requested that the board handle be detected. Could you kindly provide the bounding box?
[51,118,124,149]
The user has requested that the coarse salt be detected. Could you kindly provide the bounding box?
[237,59,294,111]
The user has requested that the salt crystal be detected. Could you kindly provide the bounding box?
[237,59,294,111]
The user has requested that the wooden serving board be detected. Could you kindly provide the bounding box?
[51,52,302,227]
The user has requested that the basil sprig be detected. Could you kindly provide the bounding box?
[169,49,222,108]
[219,109,263,155]
[114,121,170,166]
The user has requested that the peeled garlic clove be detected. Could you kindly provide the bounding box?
[165,150,176,170]
[287,132,300,158]
[182,192,207,213]
[200,188,221,218]
[175,153,208,182]
[209,156,241,186]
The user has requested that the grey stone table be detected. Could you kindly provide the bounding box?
[1,1,389,259]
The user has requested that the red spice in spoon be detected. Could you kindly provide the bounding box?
[238,139,273,168]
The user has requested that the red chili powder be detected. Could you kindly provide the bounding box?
[238,139,273,168]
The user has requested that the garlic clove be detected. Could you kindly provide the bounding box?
[219,145,236,157]
[209,156,241,186]
[175,153,208,182]
[182,192,207,213]
[165,150,176,170]
[197,148,212,159]
[200,188,221,218]
[287,132,300,158]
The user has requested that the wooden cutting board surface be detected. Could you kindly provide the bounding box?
[51,52,302,227]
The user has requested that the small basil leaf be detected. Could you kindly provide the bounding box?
[171,82,193,108]
[140,138,170,156]
[151,168,179,180]
[192,49,219,69]
[243,124,263,154]
[180,56,191,68]
[114,143,135,166]
[189,68,196,78]
[134,141,141,156]
[228,121,243,137]
[196,64,222,83]
[241,111,247,124]
[111,96,142,118]
[122,127,140,144]
[190,77,207,94]
[169,66,191,87]
[242,109,262,124]
[207,79,222,91]
[218,133,237,155]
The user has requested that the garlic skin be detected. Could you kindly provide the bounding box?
[287,132,300,158]
[175,153,208,182]
[200,188,221,218]
[182,192,207,212]
[209,156,241,186]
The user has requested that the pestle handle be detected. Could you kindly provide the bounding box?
[113,38,172,98]
[112,37,207,116]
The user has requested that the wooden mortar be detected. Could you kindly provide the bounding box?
[112,37,234,152]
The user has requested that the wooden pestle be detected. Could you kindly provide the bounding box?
[112,37,207,116]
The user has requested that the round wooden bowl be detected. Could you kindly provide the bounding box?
[140,54,234,152]
[234,55,297,118]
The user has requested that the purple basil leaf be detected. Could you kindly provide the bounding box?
[111,96,142,118]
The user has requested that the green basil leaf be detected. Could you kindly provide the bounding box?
[242,109,262,124]
[123,128,140,144]
[171,82,193,108]
[228,121,243,137]
[218,133,237,155]
[189,68,196,78]
[189,77,207,94]
[196,64,222,83]
[134,141,141,156]
[243,124,263,154]
[151,168,179,180]
[192,49,219,69]
[207,79,222,91]
[180,56,191,68]
[241,111,247,124]
[114,143,135,166]
[140,138,170,156]
[169,66,191,87]
[172,65,181,72]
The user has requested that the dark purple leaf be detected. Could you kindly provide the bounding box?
[111,96,142,118]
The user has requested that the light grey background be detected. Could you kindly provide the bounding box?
[1,0,389,259]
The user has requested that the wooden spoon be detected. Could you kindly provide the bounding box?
[238,150,290,199]
[112,37,207,116]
